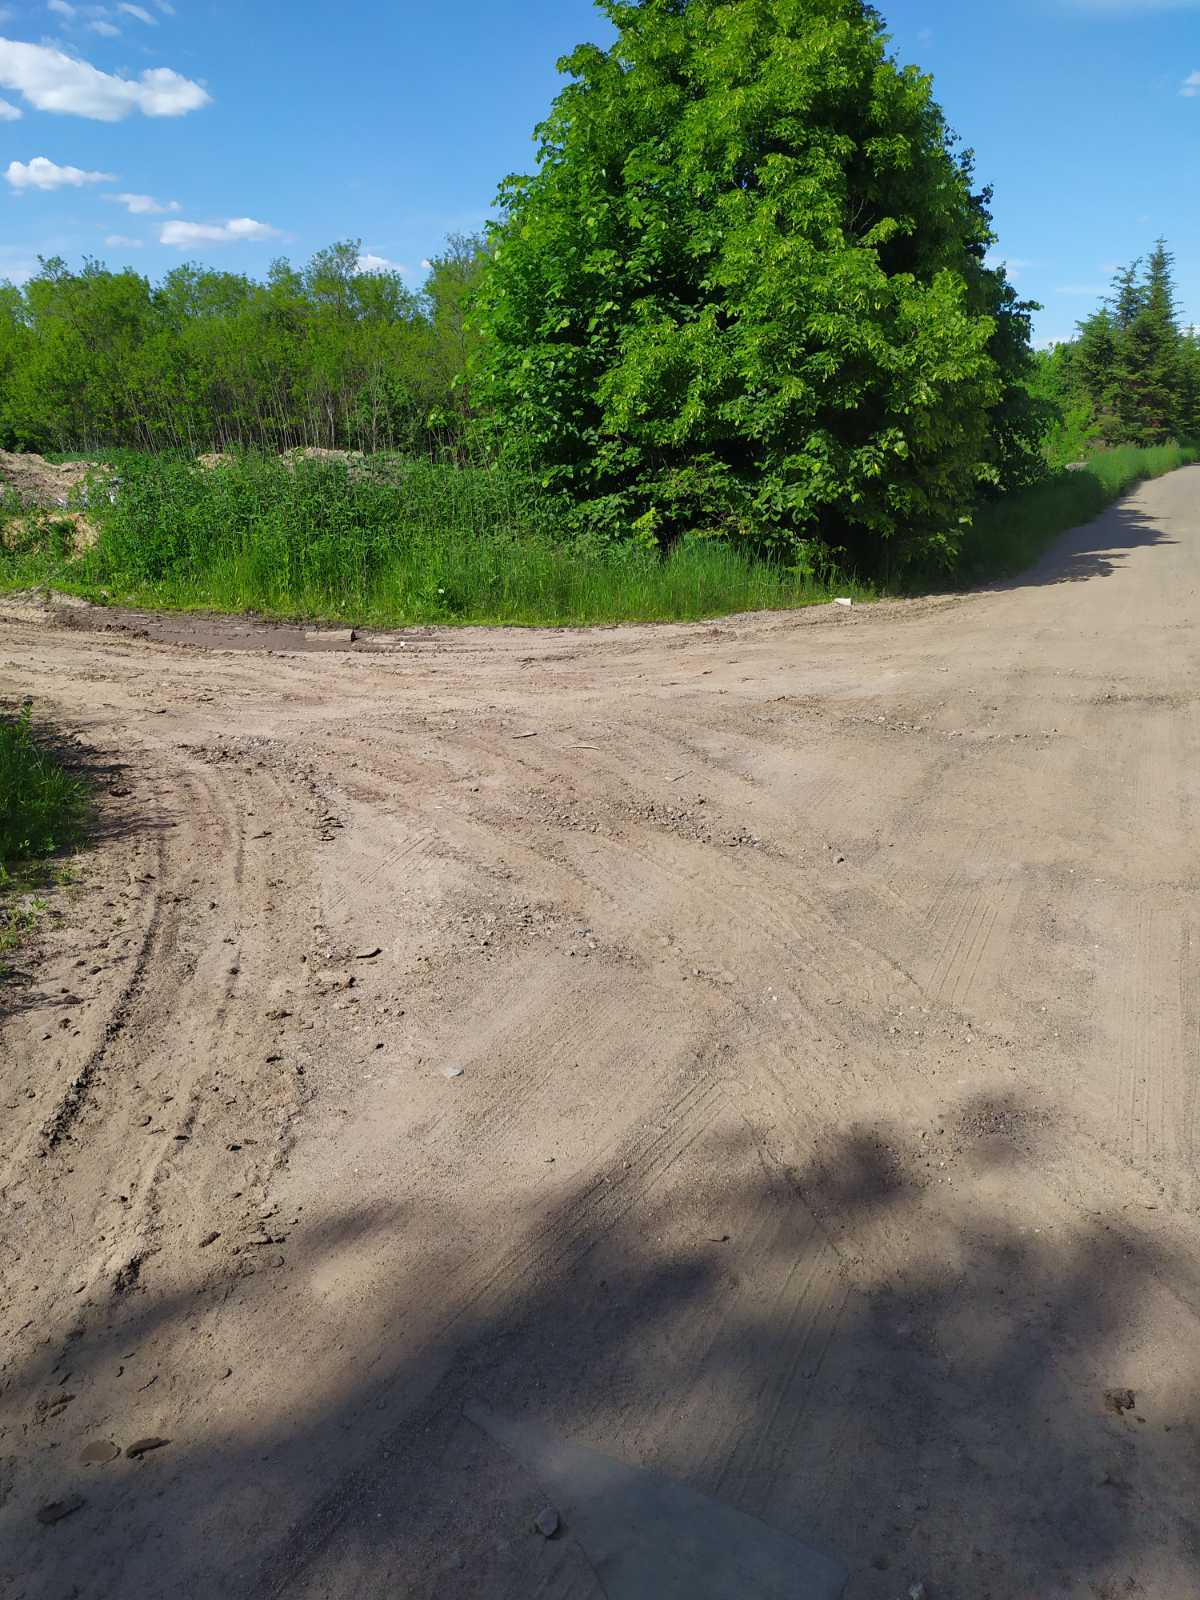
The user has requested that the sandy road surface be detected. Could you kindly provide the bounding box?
[2,469,1200,1599]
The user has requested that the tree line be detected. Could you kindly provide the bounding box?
[0,237,486,457]
[1,0,1195,575]
[1032,241,1200,465]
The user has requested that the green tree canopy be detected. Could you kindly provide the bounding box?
[472,0,1039,568]
[1044,242,1196,458]
[0,243,473,456]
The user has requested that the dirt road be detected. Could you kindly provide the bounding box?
[3,469,1200,1600]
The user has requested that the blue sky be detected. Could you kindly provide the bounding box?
[1,0,1197,343]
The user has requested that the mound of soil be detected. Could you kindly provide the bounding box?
[0,450,111,509]
[1,508,98,557]
[195,447,370,475]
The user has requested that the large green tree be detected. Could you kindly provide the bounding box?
[472,0,1039,568]
[1117,239,1181,446]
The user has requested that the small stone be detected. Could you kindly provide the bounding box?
[125,1436,170,1459]
[1104,1387,1136,1415]
[354,947,382,960]
[907,1586,929,1600]
[442,1066,465,1079]
[36,1496,85,1525]
[198,1231,220,1249]
[534,1505,560,1538]
[79,1440,120,1465]
[306,628,357,645]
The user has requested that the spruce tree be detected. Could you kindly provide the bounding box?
[1074,307,1121,445]
[1118,240,1181,445]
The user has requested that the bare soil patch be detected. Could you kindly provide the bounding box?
[2,469,1199,1600]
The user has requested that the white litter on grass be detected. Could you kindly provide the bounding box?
[833,597,853,608]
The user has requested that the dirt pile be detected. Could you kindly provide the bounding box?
[1,508,98,557]
[196,448,368,473]
[0,450,111,510]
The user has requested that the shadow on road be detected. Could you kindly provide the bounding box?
[5,1095,1198,1600]
[994,497,1180,590]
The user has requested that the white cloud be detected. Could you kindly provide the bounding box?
[0,251,38,284]
[5,154,115,190]
[153,0,175,11]
[1182,70,1200,97]
[104,189,179,213]
[48,0,77,17]
[104,232,142,247]
[985,252,1036,282]
[0,94,20,119]
[0,37,210,119]
[161,216,281,246]
[355,252,408,275]
[88,19,120,35]
[118,2,155,20]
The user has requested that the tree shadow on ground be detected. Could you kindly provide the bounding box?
[988,498,1180,590]
[3,1096,1198,1600]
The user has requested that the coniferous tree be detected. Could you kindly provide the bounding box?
[1074,307,1122,445]
[1118,239,1182,445]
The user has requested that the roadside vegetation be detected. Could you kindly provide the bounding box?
[0,704,89,972]
[1031,242,1200,467]
[953,443,1197,581]
[0,0,1196,625]
[0,452,873,625]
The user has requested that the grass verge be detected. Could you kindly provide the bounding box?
[1,704,90,974]
[953,443,1198,583]
[0,443,1194,624]
[0,452,871,625]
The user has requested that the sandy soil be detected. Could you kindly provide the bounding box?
[3,468,1200,1600]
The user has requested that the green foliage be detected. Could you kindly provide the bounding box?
[1025,345,1102,467]
[0,449,866,625]
[1037,242,1196,456]
[472,0,1041,571]
[0,703,89,869]
[952,442,1197,582]
[1116,240,1182,446]
[0,241,486,456]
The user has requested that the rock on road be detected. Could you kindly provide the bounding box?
[2,467,1200,1599]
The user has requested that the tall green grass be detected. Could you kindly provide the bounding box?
[0,704,89,869]
[954,443,1197,582]
[4,452,870,624]
[1,443,1194,625]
